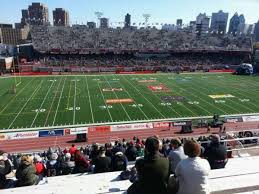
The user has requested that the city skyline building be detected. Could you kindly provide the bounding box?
[196,13,210,36]
[53,8,69,26]
[124,13,131,28]
[100,17,109,28]
[210,10,228,34]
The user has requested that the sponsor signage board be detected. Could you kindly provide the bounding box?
[5,131,39,140]
[209,94,235,99]
[70,127,88,135]
[106,99,134,104]
[225,117,243,123]
[39,129,64,137]
[172,121,192,126]
[242,116,259,122]
[88,126,111,133]
[153,122,170,129]
[111,123,153,132]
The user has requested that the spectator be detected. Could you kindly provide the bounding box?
[0,151,12,189]
[16,155,40,187]
[112,142,126,154]
[69,144,77,157]
[125,142,137,161]
[73,150,89,173]
[168,138,187,174]
[34,155,45,176]
[128,136,170,194]
[46,153,61,177]
[175,140,210,194]
[89,144,99,160]
[112,152,128,171]
[92,146,111,173]
[204,134,228,169]
[136,144,144,158]
[60,153,75,175]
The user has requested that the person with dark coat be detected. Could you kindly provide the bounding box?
[46,153,61,176]
[125,142,138,161]
[0,151,12,189]
[204,135,228,169]
[112,142,126,154]
[128,136,170,194]
[16,155,40,187]
[60,153,75,175]
[92,146,111,173]
[112,152,128,171]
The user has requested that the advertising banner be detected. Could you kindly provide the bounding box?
[88,126,111,133]
[153,122,170,129]
[172,121,192,126]
[225,117,243,123]
[5,131,39,140]
[70,127,88,135]
[39,129,64,137]
[111,123,153,132]
[242,116,259,122]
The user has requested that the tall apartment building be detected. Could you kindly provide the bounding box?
[53,8,69,26]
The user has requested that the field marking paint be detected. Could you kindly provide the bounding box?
[161,76,212,115]
[73,78,77,125]
[52,77,67,126]
[85,76,95,123]
[44,77,63,126]
[0,78,34,114]
[66,80,72,109]
[112,75,149,120]
[30,80,55,127]
[7,80,44,129]
[122,76,166,119]
[97,82,113,122]
[104,76,131,121]
[193,77,253,113]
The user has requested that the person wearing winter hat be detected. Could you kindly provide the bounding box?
[46,153,61,177]
[60,153,75,175]
[112,152,128,171]
[0,150,12,189]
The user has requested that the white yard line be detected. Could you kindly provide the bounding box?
[104,76,131,121]
[0,78,34,114]
[97,82,113,122]
[111,75,149,120]
[85,76,95,123]
[44,77,63,126]
[52,77,67,126]
[73,79,77,125]
[8,80,43,129]
[30,80,55,127]
[122,76,166,119]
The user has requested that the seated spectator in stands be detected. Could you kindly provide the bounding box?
[73,150,89,173]
[105,143,114,159]
[168,138,187,174]
[16,155,40,187]
[204,135,228,169]
[46,153,61,177]
[34,155,45,176]
[125,142,137,161]
[136,144,144,158]
[175,140,210,194]
[69,144,77,157]
[128,136,170,194]
[92,146,111,173]
[89,144,99,160]
[60,153,75,175]
[112,152,128,171]
[112,142,126,154]
[0,151,12,189]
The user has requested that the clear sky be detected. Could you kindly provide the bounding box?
[0,0,259,26]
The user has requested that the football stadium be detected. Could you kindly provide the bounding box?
[1,1,259,194]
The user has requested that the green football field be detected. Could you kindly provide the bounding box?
[1,73,259,130]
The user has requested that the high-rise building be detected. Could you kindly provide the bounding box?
[210,10,228,34]
[21,3,49,26]
[196,13,210,35]
[228,13,242,35]
[100,18,109,28]
[176,19,183,26]
[0,24,30,45]
[255,21,259,42]
[87,22,96,29]
[53,8,69,26]
[124,13,131,28]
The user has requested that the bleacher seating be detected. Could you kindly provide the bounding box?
[2,156,259,194]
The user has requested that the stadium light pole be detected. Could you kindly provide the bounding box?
[143,14,151,28]
[94,12,103,28]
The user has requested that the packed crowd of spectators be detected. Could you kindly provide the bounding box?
[31,26,252,52]
[0,134,228,193]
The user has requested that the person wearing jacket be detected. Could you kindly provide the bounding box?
[16,155,40,187]
[0,151,12,189]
